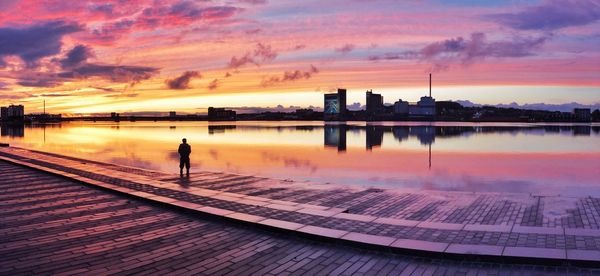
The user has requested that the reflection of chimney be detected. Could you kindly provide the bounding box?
[429,73,432,97]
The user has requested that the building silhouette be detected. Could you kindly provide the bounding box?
[0,105,24,121]
[208,107,236,121]
[366,90,384,116]
[324,89,347,121]
[573,108,591,122]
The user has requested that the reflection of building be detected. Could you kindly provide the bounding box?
[208,107,236,121]
[366,126,384,150]
[573,126,591,136]
[573,108,591,122]
[324,125,347,151]
[409,126,435,145]
[392,126,409,142]
[0,105,24,121]
[208,125,236,134]
[324,89,347,121]
[1,125,24,137]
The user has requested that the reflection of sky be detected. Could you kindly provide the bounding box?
[1,121,599,196]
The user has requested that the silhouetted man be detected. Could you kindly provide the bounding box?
[178,138,191,176]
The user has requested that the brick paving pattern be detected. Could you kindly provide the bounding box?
[1,147,600,263]
[1,161,598,275]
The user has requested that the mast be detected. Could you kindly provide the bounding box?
[429,73,432,97]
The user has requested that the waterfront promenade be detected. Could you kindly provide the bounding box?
[1,146,600,274]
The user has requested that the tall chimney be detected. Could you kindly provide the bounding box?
[429,73,432,97]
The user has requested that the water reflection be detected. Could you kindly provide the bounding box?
[1,124,24,137]
[1,122,599,195]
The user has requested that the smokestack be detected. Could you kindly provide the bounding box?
[429,73,432,97]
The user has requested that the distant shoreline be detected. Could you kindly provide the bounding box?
[1,117,597,124]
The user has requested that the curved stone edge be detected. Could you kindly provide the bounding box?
[1,154,599,266]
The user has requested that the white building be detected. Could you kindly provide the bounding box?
[408,96,435,117]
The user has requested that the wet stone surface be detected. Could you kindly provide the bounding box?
[3,161,600,275]
[2,147,600,262]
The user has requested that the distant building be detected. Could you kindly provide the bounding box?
[110,112,120,119]
[0,107,7,121]
[208,107,236,121]
[366,90,384,115]
[169,111,177,117]
[324,88,347,121]
[393,99,409,115]
[408,96,436,117]
[0,105,24,121]
[573,108,591,122]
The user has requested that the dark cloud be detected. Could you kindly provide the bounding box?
[208,79,219,90]
[261,65,319,87]
[368,32,549,71]
[0,21,83,67]
[236,0,268,4]
[489,0,600,31]
[0,93,27,100]
[92,86,115,92]
[227,43,278,69]
[293,44,306,50]
[166,71,202,89]
[88,3,115,17]
[138,2,240,29]
[228,53,254,69]
[60,64,159,83]
[335,44,355,54]
[368,51,419,61]
[59,45,94,68]
[86,19,135,45]
[17,78,63,88]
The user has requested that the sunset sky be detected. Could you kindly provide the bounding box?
[0,0,599,114]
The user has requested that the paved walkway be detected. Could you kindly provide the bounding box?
[2,161,598,275]
[1,147,600,264]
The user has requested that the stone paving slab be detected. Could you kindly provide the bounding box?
[9,162,597,275]
[1,146,600,263]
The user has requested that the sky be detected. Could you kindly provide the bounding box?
[0,0,599,114]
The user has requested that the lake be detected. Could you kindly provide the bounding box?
[1,121,599,196]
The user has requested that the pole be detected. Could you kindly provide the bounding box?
[429,73,432,97]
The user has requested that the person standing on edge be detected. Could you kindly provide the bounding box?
[178,138,191,177]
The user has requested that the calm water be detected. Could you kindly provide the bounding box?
[1,121,599,196]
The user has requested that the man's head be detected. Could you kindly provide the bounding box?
[182,138,187,143]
